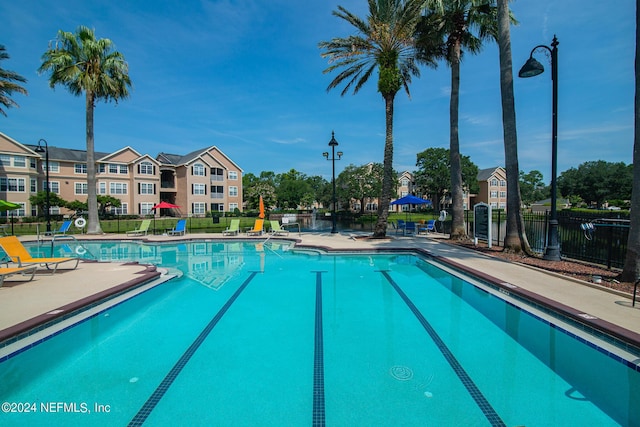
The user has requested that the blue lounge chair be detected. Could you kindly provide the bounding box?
[47,220,72,236]
[404,221,416,235]
[418,220,436,234]
[168,219,186,236]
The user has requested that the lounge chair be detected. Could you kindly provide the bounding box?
[396,219,406,235]
[0,236,80,274]
[269,220,289,236]
[404,221,416,235]
[246,219,264,236]
[418,220,436,234]
[222,219,240,236]
[0,265,37,287]
[127,219,151,236]
[46,220,72,236]
[168,219,186,236]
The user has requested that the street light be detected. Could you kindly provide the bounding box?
[323,131,343,233]
[518,35,560,261]
[35,138,51,233]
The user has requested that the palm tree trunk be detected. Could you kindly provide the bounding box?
[374,93,396,238]
[85,91,102,234]
[496,0,531,254]
[449,40,466,240]
[621,0,640,282]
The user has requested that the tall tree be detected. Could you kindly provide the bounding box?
[495,0,532,254]
[418,0,503,240]
[519,170,546,207]
[622,0,640,282]
[319,0,434,237]
[39,26,131,234]
[0,45,28,117]
[414,147,478,212]
[337,163,385,213]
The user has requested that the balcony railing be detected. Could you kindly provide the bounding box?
[211,176,224,182]
[211,193,224,199]
[161,181,175,189]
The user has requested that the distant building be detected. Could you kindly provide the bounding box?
[0,131,243,218]
[469,167,507,210]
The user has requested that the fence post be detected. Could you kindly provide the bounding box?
[497,210,502,247]
[607,224,613,269]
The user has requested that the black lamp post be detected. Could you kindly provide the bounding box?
[323,132,343,233]
[518,35,560,261]
[35,138,51,233]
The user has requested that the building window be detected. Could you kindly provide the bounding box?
[140,202,154,215]
[138,161,154,175]
[30,179,37,193]
[193,183,206,195]
[490,190,498,198]
[490,178,498,186]
[112,204,128,215]
[401,178,409,187]
[109,182,127,195]
[499,191,506,198]
[0,154,10,166]
[75,163,87,174]
[193,163,206,176]
[192,202,206,215]
[490,202,498,208]
[1,178,26,192]
[99,164,105,174]
[139,183,155,195]
[109,164,118,174]
[30,158,37,169]
[229,203,238,211]
[119,164,128,174]
[228,171,238,180]
[46,161,59,173]
[98,182,107,194]
[500,180,506,187]
[499,202,506,209]
[13,156,26,167]
[229,186,238,197]
[75,182,88,195]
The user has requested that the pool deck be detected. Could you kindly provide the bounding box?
[1,231,639,352]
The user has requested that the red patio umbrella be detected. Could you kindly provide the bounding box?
[151,201,181,234]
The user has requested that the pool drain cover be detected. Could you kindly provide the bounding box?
[390,366,413,381]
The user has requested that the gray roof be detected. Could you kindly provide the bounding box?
[156,147,211,166]
[25,144,110,162]
[477,167,504,181]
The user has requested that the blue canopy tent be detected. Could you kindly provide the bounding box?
[390,195,432,222]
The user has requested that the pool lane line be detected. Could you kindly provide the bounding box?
[128,271,259,427]
[311,271,326,427]
[379,270,506,427]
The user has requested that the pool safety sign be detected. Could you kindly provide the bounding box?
[473,203,492,248]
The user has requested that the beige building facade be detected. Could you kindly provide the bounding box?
[0,132,243,218]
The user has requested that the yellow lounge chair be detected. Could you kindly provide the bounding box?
[222,219,240,236]
[269,220,289,236]
[0,236,80,274]
[0,265,37,287]
[127,219,151,236]
[246,219,264,236]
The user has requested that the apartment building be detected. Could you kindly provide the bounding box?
[471,167,507,210]
[0,132,243,218]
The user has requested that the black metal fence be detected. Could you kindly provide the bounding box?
[464,210,630,269]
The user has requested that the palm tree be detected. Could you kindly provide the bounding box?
[621,0,639,282]
[319,0,435,237]
[0,45,28,117]
[495,0,531,253]
[417,1,504,240]
[39,26,131,234]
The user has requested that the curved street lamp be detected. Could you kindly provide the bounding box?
[34,138,51,233]
[518,35,561,261]
[323,132,343,233]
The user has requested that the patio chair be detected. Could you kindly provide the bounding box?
[222,219,240,236]
[269,220,289,236]
[418,220,436,234]
[396,219,406,235]
[168,219,187,236]
[126,219,151,236]
[46,220,72,236]
[0,236,80,274]
[404,221,416,235]
[0,265,37,287]
[247,219,264,236]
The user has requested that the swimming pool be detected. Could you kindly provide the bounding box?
[0,240,638,426]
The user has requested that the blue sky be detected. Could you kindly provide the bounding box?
[0,0,634,184]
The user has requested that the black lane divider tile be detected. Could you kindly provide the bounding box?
[128,271,259,427]
[312,271,326,427]
[379,270,506,427]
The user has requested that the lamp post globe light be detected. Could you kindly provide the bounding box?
[518,35,560,261]
[322,132,343,234]
[35,138,51,233]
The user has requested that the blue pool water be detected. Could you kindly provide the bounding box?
[0,240,638,426]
